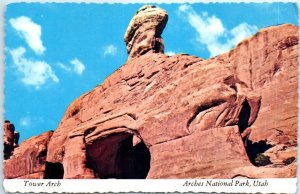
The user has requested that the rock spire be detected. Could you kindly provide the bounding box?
[124,5,168,58]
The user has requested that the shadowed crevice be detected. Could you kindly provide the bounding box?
[44,162,64,179]
[238,100,251,134]
[245,140,273,165]
[238,100,273,166]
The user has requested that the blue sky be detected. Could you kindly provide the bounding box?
[4,3,298,143]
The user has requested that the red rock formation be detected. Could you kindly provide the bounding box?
[219,25,298,166]
[4,5,298,179]
[4,131,53,179]
[4,120,17,159]
[124,5,168,58]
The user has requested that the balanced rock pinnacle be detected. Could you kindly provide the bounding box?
[124,5,168,58]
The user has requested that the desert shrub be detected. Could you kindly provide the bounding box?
[283,157,296,165]
[254,153,272,166]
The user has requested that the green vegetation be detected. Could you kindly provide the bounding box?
[254,153,272,166]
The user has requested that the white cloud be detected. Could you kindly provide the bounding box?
[70,58,85,75]
[9,16,46,55]
[9,47,59,89]
[103,44,117,56]
[230,23,258,46]
[20,117,31,127]
[165,51,176,56]
[57,62,71,72]
[178,4,189,12]
[178,5,258,57]
[58,60,85,75]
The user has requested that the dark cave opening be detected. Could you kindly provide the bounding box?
[154,39,162,53]
[44,162,64,179]
[238,100,273,166]
[86,132,151,179]
[244,140,273,165]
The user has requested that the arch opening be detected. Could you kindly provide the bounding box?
[238,100,273,166]
[86,132,151,179]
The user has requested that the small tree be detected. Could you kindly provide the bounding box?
[254,153,272,166]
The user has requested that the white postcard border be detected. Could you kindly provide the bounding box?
[3,178,298,193]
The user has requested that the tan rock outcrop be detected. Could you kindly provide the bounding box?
[4,5,298,179]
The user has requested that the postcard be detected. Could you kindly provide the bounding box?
[1,0,298,193]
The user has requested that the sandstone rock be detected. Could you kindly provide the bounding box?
[46,16,297,178]
[220,24,298,165]
[4,131,53,179]
[124,5,168,58]
[264,144,297,165]
[6,6,298,179]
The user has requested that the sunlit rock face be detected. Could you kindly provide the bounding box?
[4,5,298,179]
[4,131,54,179]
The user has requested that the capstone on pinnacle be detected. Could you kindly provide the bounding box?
[124,5,168,58]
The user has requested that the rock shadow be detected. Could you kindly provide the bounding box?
[44,162,64,179]
[238,100,273,166]
[86,132,151,179]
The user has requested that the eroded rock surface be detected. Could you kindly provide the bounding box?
[124,5,168,58]
[5,5,298,179]
[222,25,298,167]
[4,131,54,179]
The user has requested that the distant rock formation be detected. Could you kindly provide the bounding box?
[4,120,19,159]
[4,5,298,179]
[4,131,53,179]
